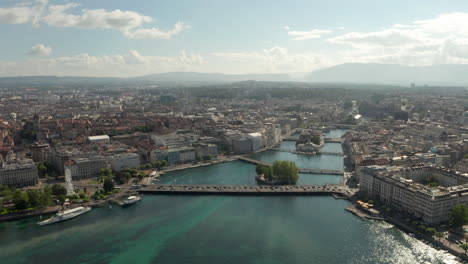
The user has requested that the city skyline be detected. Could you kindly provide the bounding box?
[2,0,468,76]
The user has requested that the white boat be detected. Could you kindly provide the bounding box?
[122,196,141,206]
[38,206,92,226]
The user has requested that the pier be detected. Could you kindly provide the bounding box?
[238,157,345,175]
[139,184,351,196]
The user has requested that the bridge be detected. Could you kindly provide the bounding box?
[238,157,345,175]
[283,137,344,143]
[138,184,351,197]
[268,148,344,156]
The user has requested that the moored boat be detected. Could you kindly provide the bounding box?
[38,206,92,226]
[122,195,141,206]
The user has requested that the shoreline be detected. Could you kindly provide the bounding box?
[344,199,468,262]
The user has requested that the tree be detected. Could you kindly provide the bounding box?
[26,189,51,209]
[153,161,162,169]
[13,191,29,210]
[0,199,6,214]
[461,244,468,254]
[38,163,48,178]
[450,204,468,230]
[426,227,436,235]
[272,161,299,184]
[115,172,131,185]
[99,168,114,182]
[203,155,212,161]
[161,160,168,167]
[256,161,299,184]
[140,163,152,170]
[51,184,67,197]
[137,173,145,181]
[37,162,54,178]
[103,178,115,194]
[434,232,444,241]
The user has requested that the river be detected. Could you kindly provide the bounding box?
[0,130,461,264]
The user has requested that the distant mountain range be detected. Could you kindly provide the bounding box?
[134,72,291,83]
[305,63,468,86]
[1,63,468,87]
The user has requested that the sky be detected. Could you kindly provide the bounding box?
[2,0,468,77]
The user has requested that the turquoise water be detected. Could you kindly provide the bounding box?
[0,130,460,264]
[158,161,342,186]
[250,150,343,171]
[0,196,458,264]
[324,129,348,138]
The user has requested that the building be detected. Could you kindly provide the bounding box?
[47,150,73,175]
[247,132,263,151]
[150,149,168,163]
[66,156,108,181]
[106,153,141,172]
[360,165,468,224]
[167,149,180,165]
[232,136,252,154]
[194,143,218,159]
[415,153,451,167]
[88,135,110,144]
[179,147,196,163]
[455,159,468,173]
[0,160,38,187]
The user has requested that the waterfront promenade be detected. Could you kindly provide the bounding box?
[139,184,351,196]
[238,157,345,175]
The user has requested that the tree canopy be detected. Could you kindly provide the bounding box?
[450,204,468,229]
[256,161,299,184]
[103,178,115,194]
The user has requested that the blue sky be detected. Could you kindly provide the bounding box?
[1,0,468,76]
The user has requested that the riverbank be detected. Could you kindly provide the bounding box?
[0,187,137,223]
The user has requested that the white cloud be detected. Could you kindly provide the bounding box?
[28,44,52,56]
[0,50,205,77]
[123,22,190,39]
[288,29,332,40]
[0,6,35,24]
[212,46,325,73]
[0,0,47,25]
[0,0,189,39]
[329,28,425,47]
[42,4,152,30]
[328,12,468,65]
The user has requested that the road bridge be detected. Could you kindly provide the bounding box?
[283,137,344,143]
[138,184,351,196]
[268,148,343,156]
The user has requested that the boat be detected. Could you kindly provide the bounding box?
[122,195,141,206]
[38,206,92,226]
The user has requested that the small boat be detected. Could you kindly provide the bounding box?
[122,196,141,206]
[38,206,92,226]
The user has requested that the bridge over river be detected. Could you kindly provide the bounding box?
[238,157,345,175]
[268,148,344,156]
[139,184,352,197]
[283,137,344,143]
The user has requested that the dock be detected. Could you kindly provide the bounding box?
[139,184,351,196]
[238,157,344,175]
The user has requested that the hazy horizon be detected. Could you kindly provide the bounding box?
[2,0,468,78]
